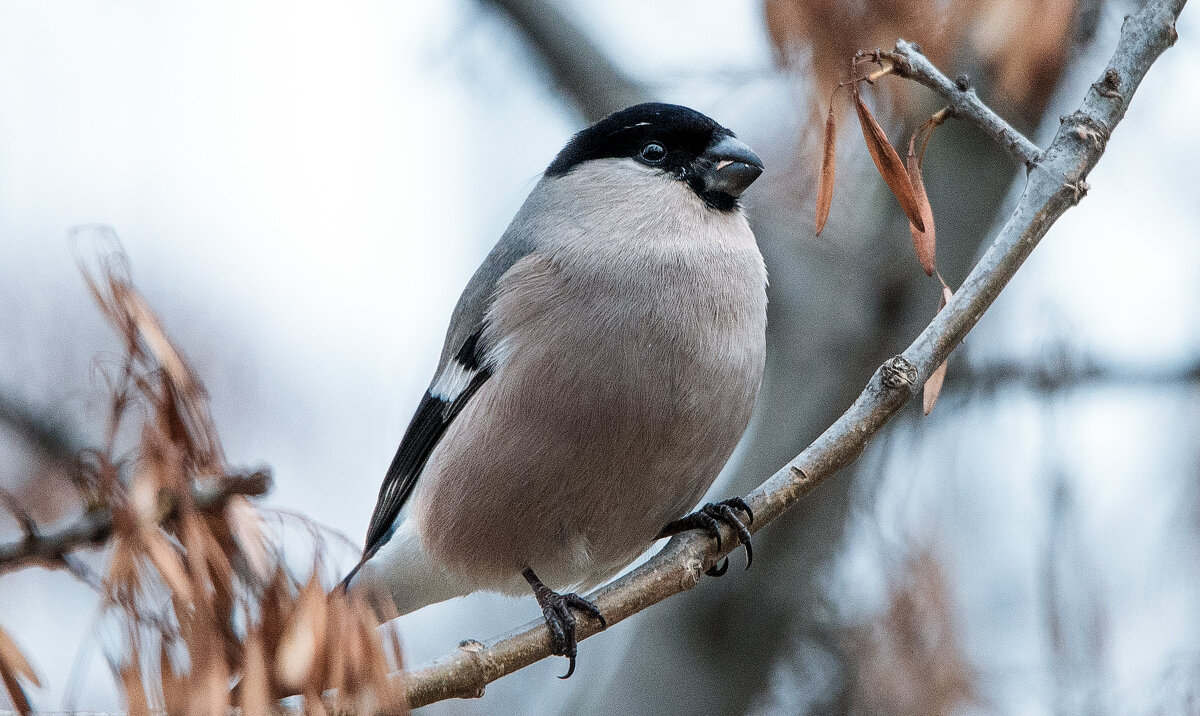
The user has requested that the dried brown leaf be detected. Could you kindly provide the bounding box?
[239,629,271,716]
[906,134,936,276]
[854,88,925,232]
[356,603,404,713]
[275,572,327,692]
[0,625,40,688]
[1,671,31,716]
[323,593,349,698]
[226,497,272,583]
[119,650,150,716]
[923,360,949,415]
[815,102,838,235]
[105,536,142,597]
[260,566,294,662]
[923,287,953,415]
[0,624,37,716]
[141,528,194,604]
[159,642,188,716]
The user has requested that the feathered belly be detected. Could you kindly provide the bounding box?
[412,252,766,592]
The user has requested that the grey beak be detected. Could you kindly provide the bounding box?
[702,135,764,198]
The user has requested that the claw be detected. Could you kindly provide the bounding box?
[659,498,755,570]
[724,496,754,525]
[705,556,730,577]
[523,568,606,679]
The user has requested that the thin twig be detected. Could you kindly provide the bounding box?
[882,40,1043,168]
[0,470,271,574]
[399,0,1185,708]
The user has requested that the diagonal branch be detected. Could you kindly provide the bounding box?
[401,0,1185,708]
[0,391,88,468]
[481,0,650,122]
[0,470,271,575]
[880,42,1044,167]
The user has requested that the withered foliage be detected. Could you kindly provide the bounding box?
[846,547,979,715]
[853,85,926,233]
[923,283,954,415]
[765,0,1084,119]
[0,253,406,715]
[815,60,955,413]
[815,102,839,236]
[0,624,40,715]
[906,132,937,277]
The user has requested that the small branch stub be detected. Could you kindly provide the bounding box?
[881,356,918,391]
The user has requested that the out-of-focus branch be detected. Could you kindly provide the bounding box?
[880,41,1044,167]
[951,359,1200,393]
[0,391,87,468]
[0,470,271,575]
[400,0,1185,707]
[480,0,650,122]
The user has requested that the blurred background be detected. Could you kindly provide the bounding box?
[1,0,1198,713]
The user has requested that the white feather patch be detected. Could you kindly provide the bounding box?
[430,359,477,401]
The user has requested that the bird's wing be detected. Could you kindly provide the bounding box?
[359,224,538,559]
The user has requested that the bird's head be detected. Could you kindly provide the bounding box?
[545,102,764,212]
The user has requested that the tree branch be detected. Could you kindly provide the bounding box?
[880,42,1044,167]
[0,470,271,574]
[951,358,1200,393]
[401,0,1185,707]
[0,391,87,468]
[480,0,650,122]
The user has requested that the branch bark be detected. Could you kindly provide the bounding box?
[0,470,271,574]
[401,0,1184,707]
[879,43,1044,167]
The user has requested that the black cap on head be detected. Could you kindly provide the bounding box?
[545,102,764,211]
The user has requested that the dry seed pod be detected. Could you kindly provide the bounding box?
[141,528,194,604]
[238,629,271,716]
[815,102,838,235]
[906,134,936,276]
[159,642,188,716]
[923,360,948,415]
[119,650,150,716]
[275,573,328,692]
[0,624,39,716]
[923,286,953,415]
[854,87,926,231]
[0,625,39,689]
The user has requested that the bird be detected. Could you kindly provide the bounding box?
[344,102,767,678]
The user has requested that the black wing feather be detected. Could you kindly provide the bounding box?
[360,332,491,558]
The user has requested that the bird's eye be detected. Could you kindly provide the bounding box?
[640,142,666,163]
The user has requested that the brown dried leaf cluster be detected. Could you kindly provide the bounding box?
[817,78,937,263]
[816,78,954,413]
[846,547,979,715]
[2,253,407,715]
[765,0,1083,118]
[854,86,926,233]
[0,624,41,715]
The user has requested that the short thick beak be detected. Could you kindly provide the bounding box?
[701,135,764,198]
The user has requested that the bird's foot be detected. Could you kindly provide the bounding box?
[522,568,606,679]
[657,497,755,575]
